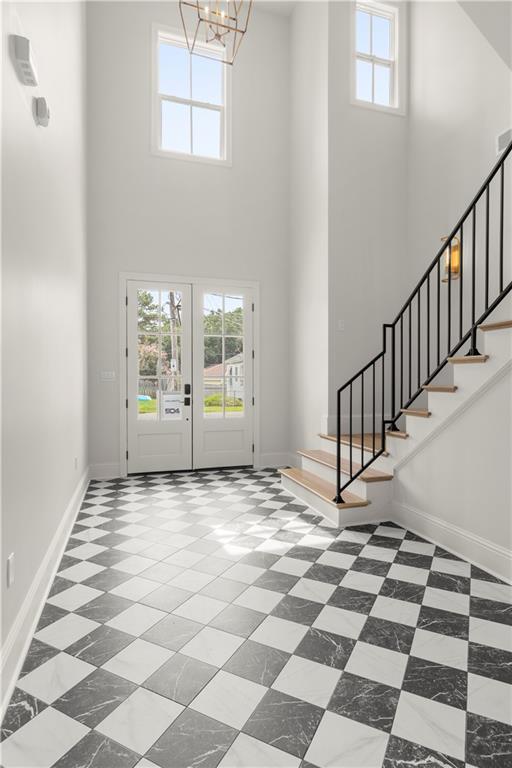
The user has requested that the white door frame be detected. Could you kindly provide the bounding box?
[119,271,260,477]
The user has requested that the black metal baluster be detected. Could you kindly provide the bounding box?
[437,259,441,365]
[391,324,396,424]
[349,383,353,478]
[400,313,404,407]
[485,186,490,309]
[500,165,505,292]
[372,363,376,457]
[447,241,452,355]
[335,388,341,503]
[408,305,412,399]
[427,275,430,376]
[361,373,364,469]
[459,225,464,340]
[418,290,421,389]
[468,206,480,356]
[381,353,385,452]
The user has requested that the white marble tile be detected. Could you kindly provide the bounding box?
[270,556,311,577]
[141,543,179,562]
[135,760,161,768]
[96,687,183,755]
[422,586,470,616]
[400,540,436,556]
[431,557,471,577]
[471,579,512,604]
[305,711,389,768]
[387,563,429,586]
[168,569,216,593]
[346,640,408,688]
[190,670,267,729]
[410,628,468,671]
[340,570,384,595]
[297,534,333,550]
[289,578,336,604]
[75,515,110,528]
[18,652,95,702]
[218,733,300,768]
[117,511,149,523]
[234,586,283,613]
[336,529,372,545]
[359,544,396,563]
[317,551,356,570]
[375,525,406,539]
[249,615,309,653]
[116,524,151,538]
[162,532,197,550]
[57,560,105,583]
[272,655,341,708]
[110,576,161,601]
[70,528,109,543]
[164,550,206,568]
[141,562,184,584]
[114,538,152,554]
[468,673,512,725]
[313,605,367,640]
[173,594,227,623]
[102,639,174,685]
[112,555,158,575]
[180,626,244,667]
[65,542,107,560]
[370,595,420,627]
[47,584,102,611]
[392,691,466,761]
[469,616,512,652]
[222,563,266,584]
[35,614,100,650]
[0,707,89,768]
[106,603,166,636]
[255,538,293,555]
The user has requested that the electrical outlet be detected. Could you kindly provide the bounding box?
[7,553,15,588]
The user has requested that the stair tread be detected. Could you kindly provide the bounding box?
[279,467,369,508]
[401,408,431,418]
[319,432,385,453]
[297,449,393,482]
[479,319,512,332]
[385,430,409,439]
[422,385,458,393]
[448,354,489,364]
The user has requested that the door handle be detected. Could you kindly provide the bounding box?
[184,384,191,395]
[184,397,191,406]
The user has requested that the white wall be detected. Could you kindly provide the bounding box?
[86,2,290,475]
[1,1,87,705]
[288,1,329,456]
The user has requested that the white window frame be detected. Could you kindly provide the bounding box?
[152,24,232,166]
[350,1,407,116]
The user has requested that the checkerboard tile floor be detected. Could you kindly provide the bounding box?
[1,468,511,768]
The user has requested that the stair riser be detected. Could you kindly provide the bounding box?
[319,435,380,465]
[300,456,369,499]
[425,391,463,420]
[482,329,512,361]
[403,417,435,442]
[280,474,389,526]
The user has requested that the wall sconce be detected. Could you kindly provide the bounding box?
[441,235,460,282]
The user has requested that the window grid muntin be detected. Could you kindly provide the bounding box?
[355,2,397,109]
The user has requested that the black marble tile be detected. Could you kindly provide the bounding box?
[94,533,131,548]
[469,642,512,684]
[223,639,290,686]
[404,530,429,543]
[470,596,512,626]
[394,551,433,569]
[53,668,136,727]
[52,731,140,768]
[327,539,364,555]
[87,548,132,567]
[36,602,68,630]
[328,585,377,614]
[0,688,47,741]
[140,584,192,612]
[75,593,133,623]
[383,735,464,768]
[417,605,469,639]
[295,627,355,670]
[19,639,59,678]
[254,569,300,593]
[82,568,132,592]
[147,708,237,768]
[243,689,323,759]
[66,625,134,666]
[210,604,266,637]
[286,546,322,563]
[380,577,426,605]
[328,671,399,732]
[434,546,463,561]
[304,563,345,585]
[367,535,402,550]
[142,613,203,650]
[466,713,512,768]
[427,571,470,595]
[272,530,303,544]
[271,594,323,626]
[144,652,216,705]
[471,564,507,584]
[351,556,392,577]
[347,523,379,533]
[48,576,75,597]
[359,616,415,654]
[402,656,467,709]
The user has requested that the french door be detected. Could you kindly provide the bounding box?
[126,280,254,473]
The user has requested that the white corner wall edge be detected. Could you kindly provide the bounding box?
[0,468,90,720]
[393,500,512,584]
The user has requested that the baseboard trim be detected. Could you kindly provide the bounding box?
[392,500,512,584]
[89,462,122,480]
[0,468,90,718]
[258,452,293,469]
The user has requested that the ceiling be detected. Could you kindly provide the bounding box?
[254,1,296,17]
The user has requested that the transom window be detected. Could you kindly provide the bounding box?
[354,2,398,110]
[154,28,230,163]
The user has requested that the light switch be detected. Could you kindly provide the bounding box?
[100,371,116,381]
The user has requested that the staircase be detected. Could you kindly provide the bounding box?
[281,143,512,526]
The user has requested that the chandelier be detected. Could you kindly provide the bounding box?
[179,1,253,65]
